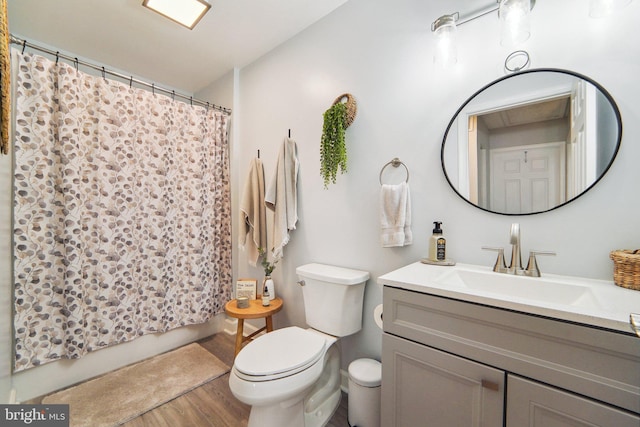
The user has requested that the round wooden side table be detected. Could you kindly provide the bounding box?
[224,297,283,356]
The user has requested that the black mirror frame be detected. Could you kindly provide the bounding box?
[440,68,623,216]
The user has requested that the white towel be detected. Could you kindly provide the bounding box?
[380,182,412,247]
[239,157,267,266]
[265,137,299,260]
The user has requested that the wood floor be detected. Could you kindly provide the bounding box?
[119,332,349,427]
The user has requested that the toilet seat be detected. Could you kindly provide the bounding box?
[234,326,326,382]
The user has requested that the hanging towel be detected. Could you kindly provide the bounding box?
[239,157,267,266]
[265,137,299,260]
[380,182,412,247]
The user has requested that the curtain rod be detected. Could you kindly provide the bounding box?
[10,35,232,115]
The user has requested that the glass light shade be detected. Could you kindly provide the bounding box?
[499,0,531,47]
[143,0,211,29]
[589,0,633,18]
[433,15,458,68]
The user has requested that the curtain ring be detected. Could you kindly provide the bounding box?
[190,96,193,106]
[55,51,60,64]
[101,66,106,80]
[206,102,210,111]
[172,90,175,101]
[152,83,155,95]
[73,58,78,71]
[21,40,27,54]
[129,76,133,88]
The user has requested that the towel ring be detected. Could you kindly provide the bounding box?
[379,158,409,185]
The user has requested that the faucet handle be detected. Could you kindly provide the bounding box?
[524,250,556,277]
[482,246,508,273]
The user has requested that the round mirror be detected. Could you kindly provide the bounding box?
[441,68,622,215]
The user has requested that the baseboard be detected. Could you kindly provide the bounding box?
[223,317,260,337]
[223,317,237,335]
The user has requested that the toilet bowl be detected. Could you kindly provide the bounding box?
[229,327,340,427]
[229,263,370,427]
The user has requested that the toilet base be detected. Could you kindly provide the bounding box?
[248,400,304,427]
[242,341,342,427]
[304,387,341,427]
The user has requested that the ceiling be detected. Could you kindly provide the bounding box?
[479,97,571,130]
[7,0,348,94]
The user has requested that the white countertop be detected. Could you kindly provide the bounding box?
[378,262,640,335]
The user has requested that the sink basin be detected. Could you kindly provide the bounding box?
[435,268,603,310]
[378,262,640,334]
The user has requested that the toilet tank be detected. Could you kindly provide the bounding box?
[296,263,370,337]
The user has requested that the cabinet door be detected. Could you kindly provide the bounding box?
[507,375,640,427]
[382,333,504,427]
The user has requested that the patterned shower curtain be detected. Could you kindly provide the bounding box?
[12,51,232,372]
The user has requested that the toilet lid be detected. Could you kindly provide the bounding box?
[234,326,326,380]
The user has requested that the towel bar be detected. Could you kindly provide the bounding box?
[379,158,409,185]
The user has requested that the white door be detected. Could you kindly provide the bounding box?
[567,79,597,199]
[490,142,565,214]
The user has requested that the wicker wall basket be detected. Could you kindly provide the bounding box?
[332,93,357,128]
[610,250,640,290]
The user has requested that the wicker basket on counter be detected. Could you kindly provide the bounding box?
[610,250,640,290]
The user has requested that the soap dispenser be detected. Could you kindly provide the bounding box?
[429,221,446,262]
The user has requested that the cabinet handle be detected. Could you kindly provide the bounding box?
[481,379,500,392]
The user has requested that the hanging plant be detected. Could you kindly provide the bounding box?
[320,94,357,189]
[320,102,347,188]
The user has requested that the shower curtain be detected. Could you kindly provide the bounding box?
[12,51,232,372]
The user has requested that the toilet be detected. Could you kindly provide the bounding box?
[229,263,370,427]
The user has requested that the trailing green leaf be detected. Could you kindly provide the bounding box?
[320,102,348,189]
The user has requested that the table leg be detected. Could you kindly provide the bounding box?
[265,315,273,332]
[235,318,245,356]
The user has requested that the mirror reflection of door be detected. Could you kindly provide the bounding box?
[568,79,597,199]
[468,95,572,213]
[489,142,565,214]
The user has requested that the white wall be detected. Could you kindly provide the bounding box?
[224,0,640,367]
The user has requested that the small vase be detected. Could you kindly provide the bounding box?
[263,276,275,300]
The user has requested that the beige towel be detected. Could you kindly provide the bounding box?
[380,182,412,247]
[265,137,299,260]
[239,158,267,266]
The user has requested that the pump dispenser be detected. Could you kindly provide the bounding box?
[428,221,446,262]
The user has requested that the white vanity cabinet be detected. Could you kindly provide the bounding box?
[381,285,640,427]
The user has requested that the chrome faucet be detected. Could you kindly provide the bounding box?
[483,223,556,277]
[507,223,523,274]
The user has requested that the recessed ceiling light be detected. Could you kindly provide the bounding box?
[142,0,211,30]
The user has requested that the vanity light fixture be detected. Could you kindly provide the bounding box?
[142,0,211,30]
[499,0,532,47]
[431,0,535,65]
[589,0,633,18]
[432,14,458,67]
